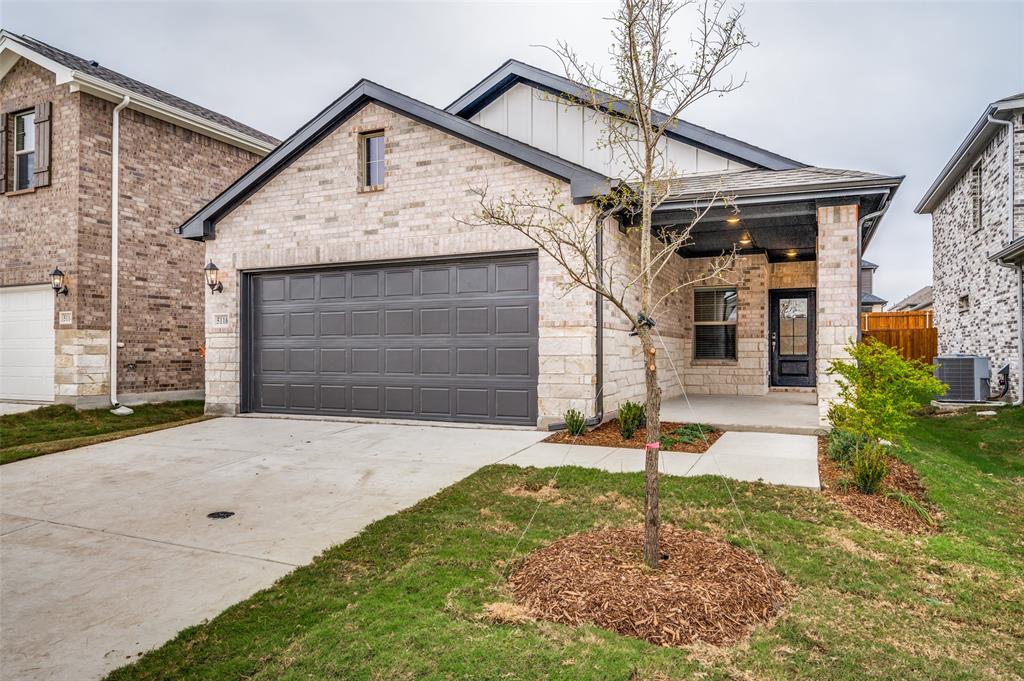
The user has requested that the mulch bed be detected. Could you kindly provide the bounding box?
[508,526,791,647]
[545,420,722,453]
[817,437,938,535]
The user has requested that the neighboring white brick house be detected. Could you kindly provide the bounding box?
[916,93,1024,403]
[179,61,903,428]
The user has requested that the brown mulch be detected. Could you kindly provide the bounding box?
[817,437,938,535]
[507,526,791,647]
[545,420,722,453]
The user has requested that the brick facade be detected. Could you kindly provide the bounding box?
[1,56,263,406]
[931,111,1023,401]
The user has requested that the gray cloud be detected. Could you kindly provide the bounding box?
[5,0,1022,303]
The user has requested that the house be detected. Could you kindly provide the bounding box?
[859,259,887,312]
[179,60,902,428]
[915,92,1023,403]
[889,285,933,312]
[0,32,277,408]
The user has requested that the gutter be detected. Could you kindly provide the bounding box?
[109,95,133,416]
[986,114,1023,406]
[856,195,894,341]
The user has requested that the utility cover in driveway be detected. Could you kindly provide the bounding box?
[248,254,539,424]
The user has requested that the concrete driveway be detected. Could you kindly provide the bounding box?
[0,417,546,681]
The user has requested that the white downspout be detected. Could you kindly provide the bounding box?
[986,114,1022,406]
[110,95,133,415]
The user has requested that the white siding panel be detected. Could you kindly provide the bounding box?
[505,83,533,144]
[582,108,610,174]
[666,138,699,175]
[479,93,508,136]
[556,98,584,165]
[531,89,558,154]
[697,148,730,173]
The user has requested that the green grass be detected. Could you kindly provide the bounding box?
[1,401,207,464]
[107,408,1024,680]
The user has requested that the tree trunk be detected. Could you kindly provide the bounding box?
[639,330,662,569]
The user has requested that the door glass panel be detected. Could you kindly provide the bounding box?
[778,297,807,357]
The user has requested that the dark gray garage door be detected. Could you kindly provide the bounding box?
[247,254,538,425]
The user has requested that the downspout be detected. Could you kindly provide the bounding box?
[110,96,133,415]
[856,194,893,341]
[987,114,1023,405]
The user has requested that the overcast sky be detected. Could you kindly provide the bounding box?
[4,0,1022,304]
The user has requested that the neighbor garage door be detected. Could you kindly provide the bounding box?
[248,254,538,425]
[0,285,55,402]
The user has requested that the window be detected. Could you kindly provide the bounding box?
[970,162,982,232]
[693,288,737,360]
[360,131,384,188]
[958,294,970,314]
[14,110,36,191]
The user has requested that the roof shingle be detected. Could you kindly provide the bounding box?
[655,166,902,202]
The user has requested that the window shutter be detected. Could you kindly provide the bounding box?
[0,114,6,194]
[34,101,52,187]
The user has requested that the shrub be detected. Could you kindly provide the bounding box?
[851,444,889,494]
[564,409,587,436]
[827,429,866,466]
[659,423,711,448]
[617,401,645,439]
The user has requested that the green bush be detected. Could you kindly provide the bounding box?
[616,401,645,439]
[852,444,889,494]
[827,428,866,465]
[564,409,587,436]
[659,423,712,448]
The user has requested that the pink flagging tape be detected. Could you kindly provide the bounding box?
[645,442,661,450]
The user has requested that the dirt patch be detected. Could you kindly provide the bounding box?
[817,438,937,535]
[508,525,791,647]
[504,481,563,505]
[482,601,534,624]
[545,420,722,453]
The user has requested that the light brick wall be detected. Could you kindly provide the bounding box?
[2,58,263,406]
[769,261,817,290]
[816,203,860,425]
[204,102,596,421]
[932,111,1023,401]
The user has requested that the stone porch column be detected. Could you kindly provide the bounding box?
[815,203,860,427]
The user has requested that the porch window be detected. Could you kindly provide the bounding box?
[693,288,737,360]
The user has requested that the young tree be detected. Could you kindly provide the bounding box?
[461,0,752,569]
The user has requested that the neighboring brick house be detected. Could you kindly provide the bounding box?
[859,259,887,312]
[916,92,1024,403]
[178,60,902,427]
[0,32,277,408]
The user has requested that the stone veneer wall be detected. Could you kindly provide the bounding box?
[1,57,263,406]
[204,102,596,421]
[816,204,861,425]
[931,110,1023,402]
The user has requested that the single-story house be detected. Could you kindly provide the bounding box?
[178,60,903,427]
[915,91,1022,403]
[0,32,277,408]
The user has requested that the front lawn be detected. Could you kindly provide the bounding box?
[0,401,207,465]
[108,408,1023,680]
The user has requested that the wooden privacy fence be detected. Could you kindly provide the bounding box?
[860,310,938,364]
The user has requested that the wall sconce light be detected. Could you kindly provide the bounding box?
[204,261,223,293]
[50,267,69,296]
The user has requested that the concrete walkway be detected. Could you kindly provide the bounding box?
[504,431,820,489]
[0,418,547,681]
[660,392,822,435]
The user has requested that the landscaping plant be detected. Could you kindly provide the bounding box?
[564,409,588,436]
[659,423,710,449]
[826,337,947,493]
[826,428,865,465]
[616,400,645,439]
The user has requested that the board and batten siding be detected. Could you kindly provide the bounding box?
[469,83,748,178]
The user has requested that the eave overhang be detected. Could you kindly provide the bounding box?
[176,79,613,241]
[0,33,276,155]
[915,96,1024,214]
[990,237,1024,267]
[445,59,807,172]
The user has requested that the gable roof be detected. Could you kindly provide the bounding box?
[647,167,902,204]
[176,79,613,240]
[861,259,878,269]
[890,285,933,311]
[0,31,278,153]
[446,59,806,172]
[861,292,887,305]
[915,91,1024,214]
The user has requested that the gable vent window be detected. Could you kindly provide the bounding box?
[694,288,738,360]
[360,131,385,189]
[970,162,983,232]
[14,110,36,191]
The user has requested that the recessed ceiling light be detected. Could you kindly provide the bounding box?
[726,216,741,224]
[786,249,798,258]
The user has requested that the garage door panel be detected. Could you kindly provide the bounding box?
[249,254,538,425]
[0,285,55,402]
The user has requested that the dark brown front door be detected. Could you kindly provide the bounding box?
[769,289,815,388]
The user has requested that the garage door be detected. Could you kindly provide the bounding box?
[0,285,55,402]
[248,254,539,425]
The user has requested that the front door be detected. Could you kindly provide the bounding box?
[769,289,815,388]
